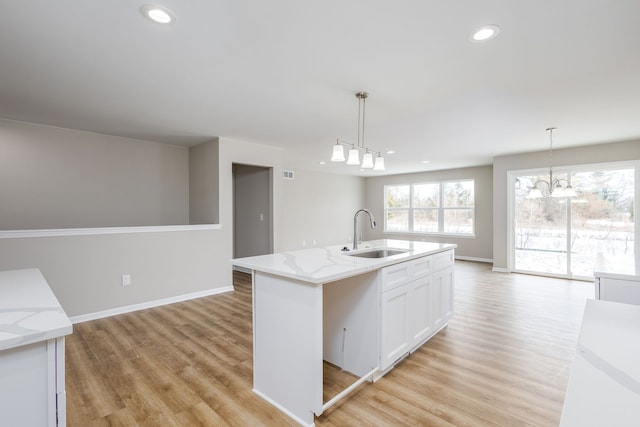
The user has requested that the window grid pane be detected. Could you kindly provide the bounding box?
[413,183,439,208]
[386,185,410,208]
[443,208,474,234]
[444,181,474,207]
[413,209,439,232]
[386,209,409,231]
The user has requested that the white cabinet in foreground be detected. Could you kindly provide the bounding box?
[0,268,72,427]
[379,249,454,371]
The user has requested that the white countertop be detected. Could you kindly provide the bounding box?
[560,299,640,426]
[232,239,456,284]
[0,268,73,352]
[594,253,640,281]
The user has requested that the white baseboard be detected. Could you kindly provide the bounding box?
[70,285,234,324]
[252,388,315,427]
[492,267,509,273]
[455,256,493,264]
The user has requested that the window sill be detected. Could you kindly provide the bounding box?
[383,230,476,239]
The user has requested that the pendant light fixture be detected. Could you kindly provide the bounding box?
[526,127,577,199]
[331,140,345,162]
[331,91,385,171]
[373,152,385,171]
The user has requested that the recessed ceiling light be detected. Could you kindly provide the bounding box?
[319,161,326,165]
[470,25,500,42]
[386,150,396,154]
[421,160,430,164]
[140,4,176,24]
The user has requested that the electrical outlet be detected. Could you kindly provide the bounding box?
[121,274,131,286]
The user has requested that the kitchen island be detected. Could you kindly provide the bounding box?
[232,239,456,426]
[0,268,73,427]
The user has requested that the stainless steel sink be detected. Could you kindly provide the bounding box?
[345,248,408,258]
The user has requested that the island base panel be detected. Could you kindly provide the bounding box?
[252,271,323,426]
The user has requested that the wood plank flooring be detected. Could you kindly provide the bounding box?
[66,262,593,426]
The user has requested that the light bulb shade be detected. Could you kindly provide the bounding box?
[564,186,577,198]
[361,152,374,168]
[346,148,360,165]
[526,187,543,199]
[331,144,345,162]
[551,185,566,198]
[373,155,385,171]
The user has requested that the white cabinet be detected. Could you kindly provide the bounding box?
[379,249,454,371]
[595,277,640,305]
[0,269,72,427]
[408,275,434,346]
[594,253,640,305]
[0,337,66,427]
[434,264,455,323]
[380,283,411,369]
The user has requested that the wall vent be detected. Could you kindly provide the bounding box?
[283,170,294,179]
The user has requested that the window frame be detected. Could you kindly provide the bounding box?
[384,179,475,237]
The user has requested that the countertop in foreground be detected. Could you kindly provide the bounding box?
[231,239,456,284]
[560,299,640,426]
[0,268,72,352]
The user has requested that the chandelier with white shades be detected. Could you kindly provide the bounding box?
[526,127,577,198]
[331,91,385,171]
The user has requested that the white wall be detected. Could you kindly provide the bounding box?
[280,168,365,250]
[364,165,493,261]
[493,139,640,270]
[0,119,189,229]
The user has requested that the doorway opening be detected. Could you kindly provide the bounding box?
[232,164,274,265]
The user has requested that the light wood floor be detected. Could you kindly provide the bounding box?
[66,262,593,426]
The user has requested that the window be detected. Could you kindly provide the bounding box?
[385,180,475,235]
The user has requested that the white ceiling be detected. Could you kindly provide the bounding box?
[1,0,639,176]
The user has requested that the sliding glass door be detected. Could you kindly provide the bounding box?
[511,163,636,279]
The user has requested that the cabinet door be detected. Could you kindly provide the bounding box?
[408,275,433,347]
[380,284,410,370]
[441,266,455,321]
[431,271,445,330]
[598,277,640,305]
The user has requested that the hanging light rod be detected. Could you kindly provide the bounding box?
[526,127,577,199]
[331,91,385,171]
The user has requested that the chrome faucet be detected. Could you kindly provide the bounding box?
[353,209,376,250]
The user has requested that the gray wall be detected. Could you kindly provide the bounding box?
[233,164,272,258]
[189,139,220,224]
[0,229,227,317]
[280,168,365,250]
[364,165,494,261]
[0,119,189,229]
[493,139,640,270]
[0,120,227,318]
